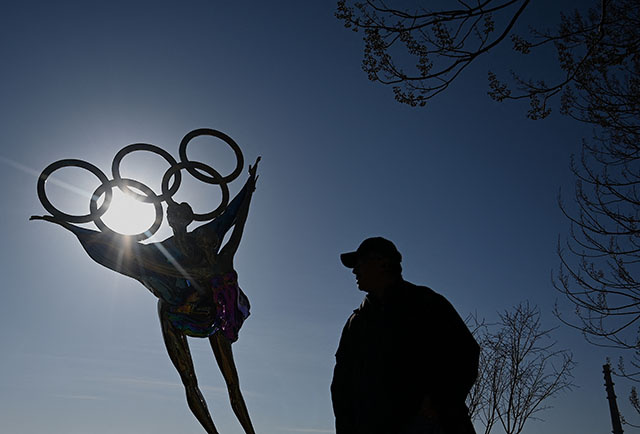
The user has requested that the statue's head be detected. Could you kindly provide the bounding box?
[167,202,194,230]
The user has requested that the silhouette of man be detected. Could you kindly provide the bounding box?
[331,237,479,434]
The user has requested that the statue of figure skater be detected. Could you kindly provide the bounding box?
[31,158,261,434]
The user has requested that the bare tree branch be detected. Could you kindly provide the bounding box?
[467,303,575,434]
[336,0,531,106]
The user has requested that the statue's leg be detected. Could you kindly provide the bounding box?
[158,300,219,434]
[209,332,257,434]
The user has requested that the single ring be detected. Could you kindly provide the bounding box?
[161,161,230,221]
[111,143,181,203]
[90,178,163,241]
[178,128,244,184]
[37,159,112,223]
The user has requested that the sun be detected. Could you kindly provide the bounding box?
[98,188,160,236]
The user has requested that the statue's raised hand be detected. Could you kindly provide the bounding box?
[30,215,57,223]
[248,157,261,191]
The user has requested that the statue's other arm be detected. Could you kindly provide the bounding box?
[193,180,249,240]
[218,158,259,261]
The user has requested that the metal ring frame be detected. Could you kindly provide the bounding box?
[36,129,244,240]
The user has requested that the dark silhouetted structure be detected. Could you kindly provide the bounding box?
[332,237,479,434]
[603,363,624,434]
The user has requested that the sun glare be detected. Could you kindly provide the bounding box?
[99,188,159,236]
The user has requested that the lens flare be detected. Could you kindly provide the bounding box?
[99,188,158,236]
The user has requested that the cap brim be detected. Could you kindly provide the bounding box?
[340,251,358,268]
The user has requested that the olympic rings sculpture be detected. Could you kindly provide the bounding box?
[36,128,244,241]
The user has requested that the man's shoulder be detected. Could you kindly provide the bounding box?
[400,280,455,310]
[401,280,438,299]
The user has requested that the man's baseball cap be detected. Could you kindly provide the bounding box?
[340,237,402,268]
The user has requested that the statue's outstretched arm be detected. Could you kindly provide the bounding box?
[218,158,259,260]
[193,177,250,241]
[30,215,99,236]
[30,214,150,281]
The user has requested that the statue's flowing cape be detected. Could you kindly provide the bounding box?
[45,183,248,305]
[65,225,188,304]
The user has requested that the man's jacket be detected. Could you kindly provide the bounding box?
[331,281,479,434]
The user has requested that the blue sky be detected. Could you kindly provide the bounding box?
[0,1,630,433]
